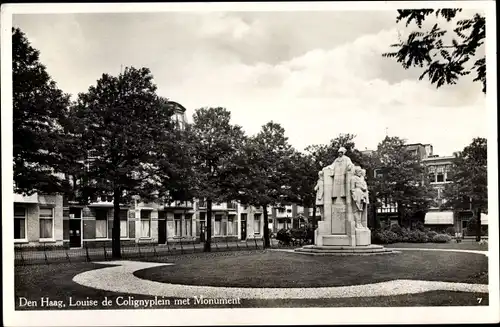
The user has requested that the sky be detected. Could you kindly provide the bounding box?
[12,8,488,156]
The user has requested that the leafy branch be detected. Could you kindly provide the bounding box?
[383,9,486,93]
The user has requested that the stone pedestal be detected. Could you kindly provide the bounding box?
[355,228,371,246]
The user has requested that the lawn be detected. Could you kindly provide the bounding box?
[386,241,489,251]
[14,249,488,309]
[135,250,488,287]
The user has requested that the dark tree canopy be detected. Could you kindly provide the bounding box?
[371,136,433,226]
[13,27,72,195]
[383,9,486,93]
[442,137,487,212]
[72,67,177,203]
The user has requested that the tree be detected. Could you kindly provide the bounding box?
[442,137,487,241]
[13,27,72,195]
[372,136,432,227]
[190,107,247,252]
[239,122,296,248]
[383,9,486,93]
[73,67,178,258]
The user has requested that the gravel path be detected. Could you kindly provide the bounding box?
[73,259,488,299]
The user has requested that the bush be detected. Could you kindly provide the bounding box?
[432,233,451,243]
[427,230,438,239]
[414,221,427,232]
[445,226,456,235]
[372,229,399,244]
[276,229,292,245]
[407,229,429,243]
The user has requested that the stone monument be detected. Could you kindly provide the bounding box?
[295,147,395,255]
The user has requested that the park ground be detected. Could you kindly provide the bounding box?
[13,241,489,309]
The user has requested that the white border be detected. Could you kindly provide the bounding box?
[2,1,498,326]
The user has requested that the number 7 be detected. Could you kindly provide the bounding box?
[477,298,483,303]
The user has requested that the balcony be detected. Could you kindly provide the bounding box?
[165,200,193,209]
[226,201,238,210]
[14,193,39,203]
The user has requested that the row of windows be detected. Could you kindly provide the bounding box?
[14,206,264,241]
[15,206,55,240]
[428,172,451,183]
[200,212,240,236]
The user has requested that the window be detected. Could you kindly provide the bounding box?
[445,172,452,182]
[174,213,182,237]
[95,209,108,238]
[140,210,151,238]
[278,208,285,213]
[214,215,222,236]
[462,220,468,229]
[120,210,128,238]
[254,214,261,234]
[428,173,436,183]
[227,215,235,235]
[14,206,26,240]
[437,173,444,183]
[39,207,54,239]
[185,214,192,236]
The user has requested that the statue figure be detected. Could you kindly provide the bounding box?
[360,169,369,228]
[314,170,324,205]
[328,147,354,199]
[351,166,369,228]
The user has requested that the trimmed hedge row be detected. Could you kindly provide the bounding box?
[371,224,452,244]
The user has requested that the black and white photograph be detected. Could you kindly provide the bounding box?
[1,1,498,326]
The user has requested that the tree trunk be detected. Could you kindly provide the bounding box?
[112,188,121,259]
[204,198,212,252]
[262,204,270,248]
[311,205,317,244]
[476,207,482,242]
[397,201,402,227]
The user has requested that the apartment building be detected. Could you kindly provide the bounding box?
[371,143,488,233]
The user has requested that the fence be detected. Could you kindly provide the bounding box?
[14,237,300,266]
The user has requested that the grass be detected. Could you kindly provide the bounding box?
[14,250,488,309]
[135,250,487,288]
[386,241,489,251]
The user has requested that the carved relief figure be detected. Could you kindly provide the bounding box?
[328,147,354,199]
[314,170,324,205]
[351,166,369,228]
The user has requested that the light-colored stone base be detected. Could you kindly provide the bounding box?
[355,228,371,246]
[294,244,397,256]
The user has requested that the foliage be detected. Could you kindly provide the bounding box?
[445,226,456,235]
[371,136,433,227]
[383,9,486,92]
[426,230,439,239]
[441,137,487,240]
[276,227,313,246]
[372,229,399,244]
[442,138,487,212]
[190,107,247,251]
[238,122,296,248]
[13,27,72,195]
[432,233,452,243]
[72,66,179,257]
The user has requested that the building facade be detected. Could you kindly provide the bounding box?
[371,143,487,233]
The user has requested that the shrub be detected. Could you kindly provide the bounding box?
[445,226,456,235]
[276,229,292,245]
[432,233,451,243]
[407,229,429,243]
[427,230,438,239]
[414,221,427,232]
[372,229,399,244]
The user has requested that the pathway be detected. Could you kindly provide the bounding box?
[73,248,489,299]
